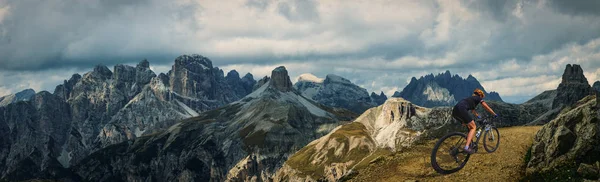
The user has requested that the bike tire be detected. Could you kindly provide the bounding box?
[483,127,500,153]
[431,132,471,174]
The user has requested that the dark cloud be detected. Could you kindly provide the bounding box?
[0,0,200,71]
[0,0,599,100]
[548,0,600,16]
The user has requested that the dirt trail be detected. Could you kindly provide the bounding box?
[351,126,542,182]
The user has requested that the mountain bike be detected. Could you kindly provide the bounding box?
[430,116,500,174]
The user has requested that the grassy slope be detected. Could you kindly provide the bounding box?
[350,126,542,182]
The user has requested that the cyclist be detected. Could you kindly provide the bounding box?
[452,88,498,154]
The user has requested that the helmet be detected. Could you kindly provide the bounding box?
[473,88,485,98]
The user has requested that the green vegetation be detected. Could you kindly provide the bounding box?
[521,162,582,182]
[284,122,375,179]
[523,145,532,166]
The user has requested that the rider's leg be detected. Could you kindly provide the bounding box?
[464,120,476,149]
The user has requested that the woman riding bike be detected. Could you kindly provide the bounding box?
[452,88,498,154]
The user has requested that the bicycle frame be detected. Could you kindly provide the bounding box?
[468,117,495,151]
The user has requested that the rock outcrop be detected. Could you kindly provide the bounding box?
[0,89,35,107]
[552,64,595,109]
[392,70,503,107]
[274,98,459,181]
[525,64,595,125]
[295,73,383,114]
[525,95,599,181]
[72,66,357,182]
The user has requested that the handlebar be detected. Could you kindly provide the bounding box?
[475,115,498,125]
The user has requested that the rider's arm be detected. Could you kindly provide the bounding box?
[471,110,479,118]
[481,101,497,116]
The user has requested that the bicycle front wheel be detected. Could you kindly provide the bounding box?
[483,127,500,153]
[431,132,471,174]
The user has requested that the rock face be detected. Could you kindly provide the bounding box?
[72,66,357,182]
[593,81,600,92]
[392,70,503,107]
[0,55,256,181]
[552,64,595,109]
[295,73,384,114]
[476,90,557,127]
[525,64,595,125]
[274,98,459,181]
[0,91,76,181]
[526,95,599,180]
[0,89,35,107]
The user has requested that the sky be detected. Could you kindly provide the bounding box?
[0,0,599,104]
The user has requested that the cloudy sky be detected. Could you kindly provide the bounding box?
[0,0,599,103]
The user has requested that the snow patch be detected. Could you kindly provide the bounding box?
[57,148,72,168]
[176,100,199,117]
[134,127,146,137]
[293,93,328,117]
[244,81,270,99]
[298,73,324,83]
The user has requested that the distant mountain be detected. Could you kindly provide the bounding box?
[370,91,387,105]
[0,89,35,107]
[392,70,503,107]
[593,81,600,92]
[0,55,256,181]
[73,66,357,181]
[295,73,386,114]
[275,98,460,181]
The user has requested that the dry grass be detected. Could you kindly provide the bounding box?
[351,126,542,182]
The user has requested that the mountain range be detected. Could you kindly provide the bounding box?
[0,55,259,180]
[392,70,503,107]
[1,52,597,181]
[295,73,387,114]
[73,66,357,181]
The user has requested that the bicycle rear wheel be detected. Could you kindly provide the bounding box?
[431,132,471,174]
[483,127,500,153]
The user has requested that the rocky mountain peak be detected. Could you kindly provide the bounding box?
[466,74,477,81]
[53,74,82,100]
[561,64,587,84]
[89,65,112,80]
[15,89,35,99]
[136,59,150,69]
[324,74,352,85]
[552,64,594,109]
[174,54,213,71]
[370,91,388,106]
[242,73,254,80]
[269,66,293,92]
[226,70,240,80]
[0,88,36,107]
[594,81,600,91]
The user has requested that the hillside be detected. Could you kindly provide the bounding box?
[350,126,542,181]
